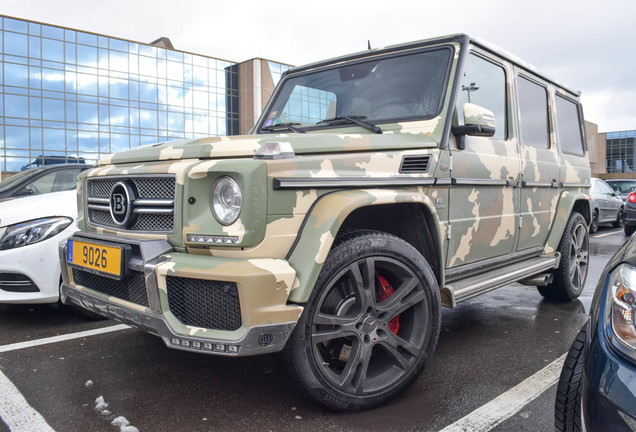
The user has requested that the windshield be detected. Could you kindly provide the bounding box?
[259,47,452,132]
[0,168,40,192]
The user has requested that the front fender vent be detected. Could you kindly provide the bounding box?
[399,155,431,174]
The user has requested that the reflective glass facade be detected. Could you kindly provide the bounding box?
[0,15,239,173]
[606,130,636,173]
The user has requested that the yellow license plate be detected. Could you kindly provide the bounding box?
[67,239,123,278]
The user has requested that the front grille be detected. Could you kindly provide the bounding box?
[86,176,176,233]
[73,269,149,308]
[167,277,242,331]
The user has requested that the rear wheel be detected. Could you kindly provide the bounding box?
[555,325,586,431]
[284,230,441,411]
[538,212,588,301]
[625,224,636,236]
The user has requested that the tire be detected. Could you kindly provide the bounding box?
[613,207,624,228]
[555,325,586,432]
[589,210,599,234]
[538,212,588,301]
[625,224,636,236]
[283,230,441,411]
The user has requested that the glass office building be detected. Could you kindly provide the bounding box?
[0,15,239,173]
[606,130,636,173]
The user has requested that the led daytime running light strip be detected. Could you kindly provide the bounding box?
[187,234,239,244]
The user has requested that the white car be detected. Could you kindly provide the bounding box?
[0,190,79,303]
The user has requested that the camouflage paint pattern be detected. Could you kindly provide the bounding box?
[62,35,591,347]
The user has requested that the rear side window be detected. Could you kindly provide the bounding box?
[518,76,549,148]
[555,95,584,155]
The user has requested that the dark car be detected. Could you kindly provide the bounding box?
[606,179,636,203]
[624,192,636,237]
[0,164,90,200]
[589,178,624,234]
[555,234,636,431]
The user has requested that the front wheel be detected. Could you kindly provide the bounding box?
[538,212,588,301]
[613,207,624,228]
[284,231,441,411]
[589,210,599,234]
[625,223,636,236]
[555,325,586,431]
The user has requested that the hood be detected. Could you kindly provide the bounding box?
[98,131,439,166]
[0,190,77,228]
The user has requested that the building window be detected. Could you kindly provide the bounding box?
[0,15,239,173]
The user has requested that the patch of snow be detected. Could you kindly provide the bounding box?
[85,380,94,388]
[112,416,139,432]
[95,396,109,412]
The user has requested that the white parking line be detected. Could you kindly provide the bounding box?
[439,353,566,432]
[0,324,131,431]
[592,230,624,239]
[0,369,55,432]
[0,324,130,353]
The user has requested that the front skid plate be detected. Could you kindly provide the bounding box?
[61,283,297,357]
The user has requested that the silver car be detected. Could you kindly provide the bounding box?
[589,177,624,233]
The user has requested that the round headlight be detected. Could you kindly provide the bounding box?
[211,176,242,225]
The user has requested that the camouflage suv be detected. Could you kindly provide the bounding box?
[60,34,591,411]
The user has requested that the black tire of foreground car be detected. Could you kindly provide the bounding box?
[555,325,586,432]
[538,212,589,301]
[625,223,636,237]
[284,230,441,411]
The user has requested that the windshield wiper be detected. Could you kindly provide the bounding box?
[260,123,306,134]
[316,115,383,134]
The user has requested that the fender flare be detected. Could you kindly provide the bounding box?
[544,190,591,254]
[286,188,442,303]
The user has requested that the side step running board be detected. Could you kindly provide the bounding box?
[440,256,558,308]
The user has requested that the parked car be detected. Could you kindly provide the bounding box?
[0,190,79,303]
[0,163,89,200]
[605,178,636,203]
[555,228,636,431]
[589,177,624,233]
[60,34,591,411]
[624,192,636,236]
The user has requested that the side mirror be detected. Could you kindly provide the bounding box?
[451,103,496,150]
[13,187,34,197]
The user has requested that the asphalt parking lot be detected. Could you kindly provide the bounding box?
[0,226,628,432]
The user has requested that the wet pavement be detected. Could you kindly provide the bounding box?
[0,226,628,432]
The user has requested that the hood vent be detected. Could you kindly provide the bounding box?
[399,155,431,174]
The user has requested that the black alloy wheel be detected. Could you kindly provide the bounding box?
[284,230,441,411]
[539,212,589,301]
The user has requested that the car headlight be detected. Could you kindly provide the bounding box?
[605,263,636,360]
[211,176,242,226]
[0,217,73,250]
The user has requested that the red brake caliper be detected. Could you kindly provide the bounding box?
[376,274,400,335]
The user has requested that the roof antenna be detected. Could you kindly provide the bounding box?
[368,40,372,50]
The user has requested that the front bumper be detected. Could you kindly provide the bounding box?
[60,232,303,356]
[0,226,77,304]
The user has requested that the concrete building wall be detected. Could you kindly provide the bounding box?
[238,59,279,135]
[586,121,606,177]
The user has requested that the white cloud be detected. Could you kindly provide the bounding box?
[3,0,635,131]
